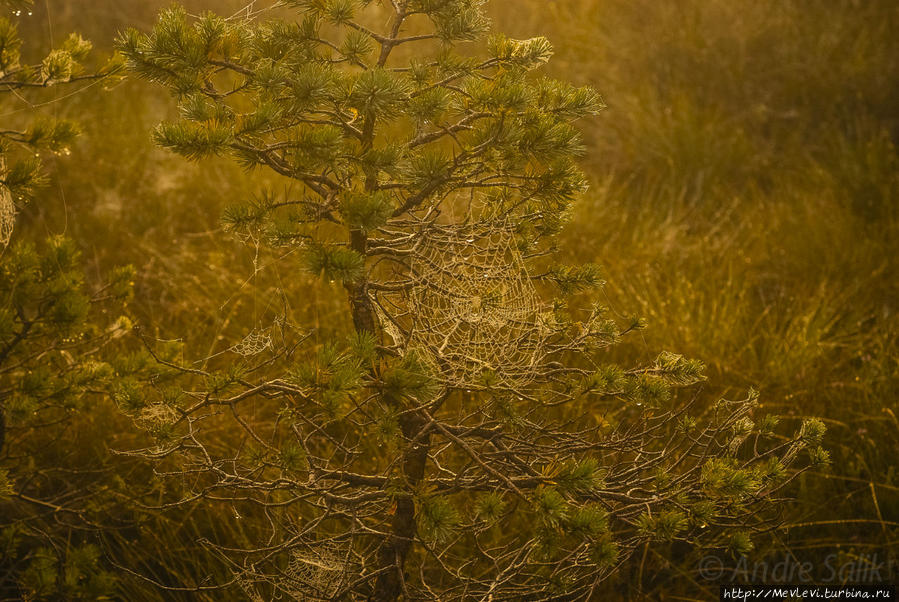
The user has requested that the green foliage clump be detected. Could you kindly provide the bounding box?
[417,494,460,543]
[0,237,135,600]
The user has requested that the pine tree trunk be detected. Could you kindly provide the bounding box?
[345,227,431,598]
[373,413,431,600]
[347,229,376,334]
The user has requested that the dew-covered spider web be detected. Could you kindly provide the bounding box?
[229,327,273,357]
[237,541,353,601]
[382,219,550,390]
[197,316,296,365]
[281,542,351,599]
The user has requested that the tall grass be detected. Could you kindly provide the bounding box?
[8,0,898,597]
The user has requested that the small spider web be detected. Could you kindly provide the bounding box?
[236,541,354,601]
[229,327,274,357]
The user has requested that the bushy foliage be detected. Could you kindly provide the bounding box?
[0,3,133,597]
[0,234,137,598]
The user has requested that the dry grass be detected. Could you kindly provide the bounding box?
[501,0,899,595]
[8,0,898,597]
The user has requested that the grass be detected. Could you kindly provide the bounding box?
[6,0,898,598]
[500,0,899,595]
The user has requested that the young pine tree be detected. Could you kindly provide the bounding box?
[119,2,827,599]
[0,2,131,598]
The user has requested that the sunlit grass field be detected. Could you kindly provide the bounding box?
[8,0,897,598]
[532,1,899,596]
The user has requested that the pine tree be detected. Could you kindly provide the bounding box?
[0,2,130,597]
[119,2,826,599]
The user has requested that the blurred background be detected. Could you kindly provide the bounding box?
[7,0,897,598]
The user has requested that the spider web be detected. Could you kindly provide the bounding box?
[229,327,273,357]
[281,542,351,599]
[237,541,353,601]
[394,219,549,389]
